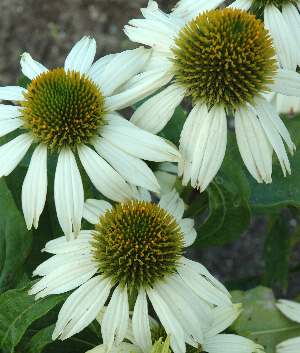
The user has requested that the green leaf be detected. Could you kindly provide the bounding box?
[26,325,55,353]
[193,157,250,247]
[0,281,69,352]
[264,214,291,292]
[231,286,300,353]
[248,155,300,214]
[0,178,32,293]
[17,76,31,89]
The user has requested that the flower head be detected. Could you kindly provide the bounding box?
[0,36,181,239]
[29,188,232,353]
[125,2,300,191]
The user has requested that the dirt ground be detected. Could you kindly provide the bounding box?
[0,0,299,298]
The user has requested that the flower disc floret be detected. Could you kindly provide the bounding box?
[253,0,293,7]
[20,68,107,151]
[91,200,185,292]
[170,8,277,110]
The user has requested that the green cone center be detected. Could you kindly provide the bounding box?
[253,0,293,7]
[170,8,277,110]
[20,68,107,151]
[91,200,185,292]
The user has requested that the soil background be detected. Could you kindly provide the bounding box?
[0,0,299,298]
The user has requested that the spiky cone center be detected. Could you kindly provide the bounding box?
[253,0,293,8]
[170,8,277,110]
[151,325,207,353]
[91,200,185,292]
[19,68,107,151]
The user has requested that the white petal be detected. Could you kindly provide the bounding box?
[54,148,84,240]
[276,299,300,323]
[53,276,111,340]
[164,275,213,330]
[276,336,300,353]
[155,280,204,344]
[130,84,186,134]
[77,144,133,202]
[180,258,231,296]
[235,106,273,183]
[105,69,173,111]
[22,144,47,229]
[128,184,152,202]
[172,0,224,22]
[0,104,22,119]
[87,53,119,83]
[147,288,186,353]
[204,334,264,353]
[100,47,151,96]
[83,199,112,225]
[228,0,252,10]
[190,106,227,192]
[177,218,196,247]
[102,285,129,351]
[0,118,24,137]
[43,231,94,254]
[20,53,48,79]
[203,304,243,339]
[255,98,293,176]
[282,3,300,65]
[29,256,96,298]
[264,4,297,70]
[0,86,25,101]
[269,69,300,96]
[158,189,184,220]
[0,134,33,177]
[93,136,160,193]
[64,36,96,75]
[178,103,206,186]
[101,114,181,162]
[132,288,152,353]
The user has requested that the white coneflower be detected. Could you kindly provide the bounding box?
[275,299,300,353]
[0,36,181,240]
[125,1,300,191]
[29,188,232,353]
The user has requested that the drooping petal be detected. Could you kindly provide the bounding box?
[282,3,300,66]
[130,84,186,134]
[105,69,173,111]
[87,53,118,84]
[83,199,112,225]
[29,255,97,299]
[101,114,181,162]
[276,336,300,353]
[235,106,273,183]
[204,334,264,353]
[43,231,94,254]
[203,304,243,339]
[264,4,297,70]
[52,275,111,340]
[100,47,151,96]
[158,189,184,220]
[172,0,224,22]
[177,218,196,247]
[0,86,25,101]
[0,134,33,177]
[93,136,160,193]
[276,299,300,324]
[228,0,252,10]
[54,147,84,240]
[255,97,293,176]
[102,285,129,351]
[132,288,152,353]
[268,69,300,96]
[0,118,24,137]
[190,105,227,192]
[64,36,96,75]
[20,53,48,80]
[77,144,133,202]
[0,104,22,119]
[22,143,47,229]
[147,288,186,353]
[178,103,206,186]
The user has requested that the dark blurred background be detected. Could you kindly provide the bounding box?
[0,0,299,298]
